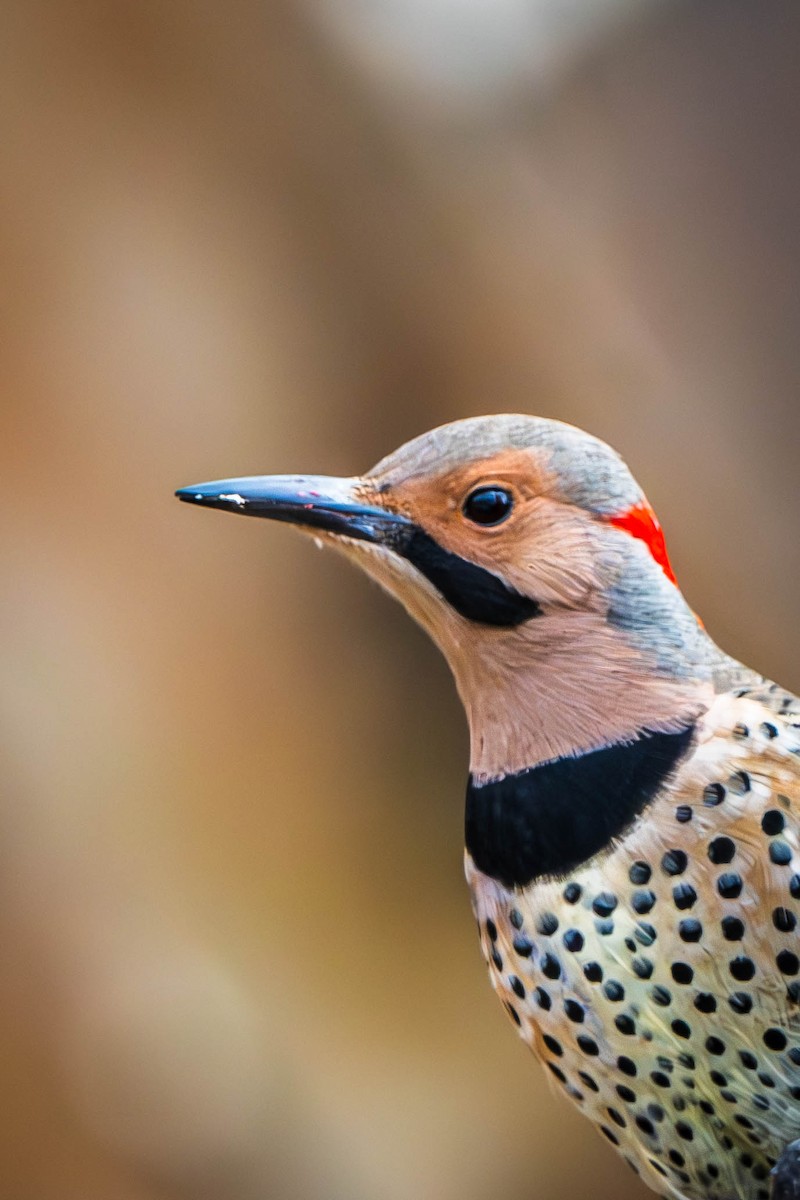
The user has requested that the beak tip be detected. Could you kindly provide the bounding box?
[175,486,221,507]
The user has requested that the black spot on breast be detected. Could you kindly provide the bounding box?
[730,957,756,982]
[629,861,651,884]
[661,849,688,876]
[592,892,617,917]
[770,840,792,866]
[762,810,785,835]
[671,962,694,985]
[718,872,743,898]
[505,1002,521,1026]
[564,999,584,1023]
[708,837,736,865]
[397,527,541,626]
[541,954,561,980]
[672,883,696,910]
[774,907,796,932]
[721,916,744,941]
[763,1028,787,1052]
[465,726,695,886]
[536,912,559,936]
[543,1034,563,1057]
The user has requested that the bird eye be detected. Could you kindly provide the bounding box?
[463,487,514,526]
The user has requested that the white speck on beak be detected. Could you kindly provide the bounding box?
[219,493,246,507]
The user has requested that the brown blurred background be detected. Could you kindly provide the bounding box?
[2,1,800,1197]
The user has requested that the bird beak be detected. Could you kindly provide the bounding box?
[175,474,411,545]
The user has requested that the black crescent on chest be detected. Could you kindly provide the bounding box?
[465,725,696,888]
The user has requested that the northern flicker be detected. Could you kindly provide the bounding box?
[177,415,800,1200]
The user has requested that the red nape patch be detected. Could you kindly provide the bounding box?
[606,502,677,585]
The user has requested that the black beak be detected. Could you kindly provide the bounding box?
[175,474,410,544]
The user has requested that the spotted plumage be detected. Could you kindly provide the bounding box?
[178,414,800,1200]
[470,684,800,1199]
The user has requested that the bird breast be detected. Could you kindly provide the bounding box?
[467,681,800,1200]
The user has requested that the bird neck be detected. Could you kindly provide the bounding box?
[446,606,721,782]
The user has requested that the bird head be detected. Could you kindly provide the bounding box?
[177,415,725,779]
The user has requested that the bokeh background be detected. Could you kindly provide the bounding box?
[3,1,800,1197]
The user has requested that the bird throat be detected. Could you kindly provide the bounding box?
[465,725,695,888]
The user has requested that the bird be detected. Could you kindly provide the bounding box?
[177,414,800,1200]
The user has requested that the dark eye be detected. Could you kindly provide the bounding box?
[463,486,514,526]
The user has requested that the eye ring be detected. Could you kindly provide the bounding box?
[462,486,514,527]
